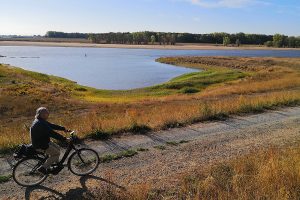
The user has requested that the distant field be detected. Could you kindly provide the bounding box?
[0,56,299,152]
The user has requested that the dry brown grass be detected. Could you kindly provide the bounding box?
[0,57,299,152]
[79,145,300,200]
[176,146,300,200]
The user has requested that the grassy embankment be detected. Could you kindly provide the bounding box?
[0,57,299,152]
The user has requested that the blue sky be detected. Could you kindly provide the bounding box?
[0,0,299,36]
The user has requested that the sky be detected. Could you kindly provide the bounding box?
[0,0,299,36]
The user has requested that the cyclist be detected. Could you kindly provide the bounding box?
[30,107,71,174]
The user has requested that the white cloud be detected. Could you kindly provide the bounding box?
[188,0,270,8]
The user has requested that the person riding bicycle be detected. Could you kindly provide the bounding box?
[30,107,71,174]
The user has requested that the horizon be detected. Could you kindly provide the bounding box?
[0,30,290,37]
[1,0,299,36]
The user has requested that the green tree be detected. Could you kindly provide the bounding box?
[88,34,96,43]
[170,34,177,45]
[264,41,273,47]
[223,36,231,46]
[295,37,300,48]
[166,33,171,45]
[82,31,293,46]
[150,35,156,45]
[235,39,241,47]
[273,34,285,48]
[287,36,296,48]
[157,33,162,45]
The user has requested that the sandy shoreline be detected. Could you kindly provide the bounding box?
[1,40,300,50]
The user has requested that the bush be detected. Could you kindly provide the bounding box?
[74,87,87,92]
[89,129,111,140]
[223,36,231,46]
[128,123,151,134]
[264,41,273,47]
[180,87,200,94]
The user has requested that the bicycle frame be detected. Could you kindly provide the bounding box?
[35,135,80,170]
[58,143,76,166]
[13,131,99,187]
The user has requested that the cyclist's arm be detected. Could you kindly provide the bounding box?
[47,122,66,131]
[49,130,66,142]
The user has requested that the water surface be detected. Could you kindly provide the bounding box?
[0,46,299,90]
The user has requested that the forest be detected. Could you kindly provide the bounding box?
[45,31,300,48]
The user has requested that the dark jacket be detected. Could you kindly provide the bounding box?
[30,118,66,150]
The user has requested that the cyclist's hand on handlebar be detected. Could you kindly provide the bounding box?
[65,137,72,143]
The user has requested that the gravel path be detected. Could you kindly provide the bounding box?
[1,106,300,200]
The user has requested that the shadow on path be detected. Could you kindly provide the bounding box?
[24,175,126,200]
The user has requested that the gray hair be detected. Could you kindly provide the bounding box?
[35,107,49,119]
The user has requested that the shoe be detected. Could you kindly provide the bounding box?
[37,166,48,174]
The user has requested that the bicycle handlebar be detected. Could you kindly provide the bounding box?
[70,131,76,136]
[67,131,83,144]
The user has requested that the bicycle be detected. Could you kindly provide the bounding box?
[12,131,100,187]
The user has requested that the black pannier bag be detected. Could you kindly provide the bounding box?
[13,144,37,159]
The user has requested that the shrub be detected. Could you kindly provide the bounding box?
[89,129,111,140]
[128,123,151,134]
[74,87,87,92]
[180,87,200,94]
[265,41,273,47]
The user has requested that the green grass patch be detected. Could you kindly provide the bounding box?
[166,141,180,146]
[180,87,200,94]
[154,145,166,150]
[74,87,88,92]
[179,140,189,144]
[100,154,118,163]
[151,70,246,92]
[136,147,149,152]
[166,140,190,146]
[100,149,138,163]
[0,175,11,184]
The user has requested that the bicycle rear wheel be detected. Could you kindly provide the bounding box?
[68,148,99,176]
[13,157,47,187]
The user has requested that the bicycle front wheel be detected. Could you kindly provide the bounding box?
[68,148,99,176]
[13,157,47,187]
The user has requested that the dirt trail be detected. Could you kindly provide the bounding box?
[1,106,300,199]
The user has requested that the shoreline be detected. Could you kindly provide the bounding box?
[1,40,300,51]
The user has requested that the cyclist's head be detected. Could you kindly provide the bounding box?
[35,107,49,120]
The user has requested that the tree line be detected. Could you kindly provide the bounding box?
[45,31,300,48]
[45,31,88,39]
[264,34,300,48]
[87,32,274,45]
